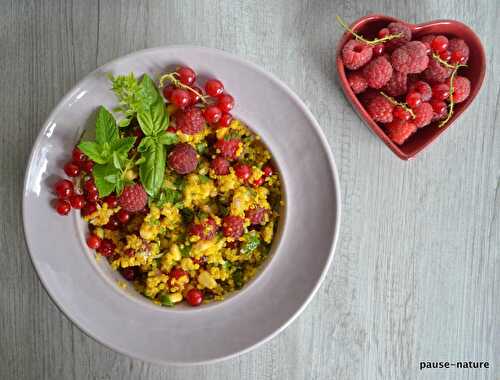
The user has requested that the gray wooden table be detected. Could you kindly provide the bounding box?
[1,1,499,379]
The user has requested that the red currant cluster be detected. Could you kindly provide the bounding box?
[52,147,95,215]
[161,66,235,128]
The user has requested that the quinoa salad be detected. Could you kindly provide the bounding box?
[52,66,282,307]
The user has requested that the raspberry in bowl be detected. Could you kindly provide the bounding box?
[336,15,486,159]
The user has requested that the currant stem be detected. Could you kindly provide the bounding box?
[336,16,402,46]
[379,92,416,119]
[159,73,208,104]
[431,53,467,70]
[437,67,460,128]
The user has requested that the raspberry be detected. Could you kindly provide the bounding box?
[422,59,452,84]
[391,41,429,74]
[222,215,244,238]
[385,119,417,145]
[359,89,379,106]
[408,80,432,102]
[412,102,433,128]
[214,139,241,160]
[189,218,217,240]
[386,22,412,50]
[449,75,470,103]
[346,71,368,94]
[118,183,147,213]
[210,156,230,175]
[382,71,407,97]
[367,94,394,123]
[168,143,198,174]
[448,38,470,64]
[174,107,205,135]
[245,207,267,225]
[342,40,373,70]
[362,56,393,89]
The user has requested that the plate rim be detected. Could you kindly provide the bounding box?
[22,45,341,366]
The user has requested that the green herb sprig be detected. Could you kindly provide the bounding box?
[77,106,136,197]
[336,16,402,46]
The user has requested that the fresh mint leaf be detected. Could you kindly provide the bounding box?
[104,174,118,183]
[112,152,122,171]
[93,162,119,197]
[158,132,178,145]
[137,98,169,136]
[77,141,106,164]
[240,231,260,255]
[232,269,244,289]
[95,106,119,145]
[139,142,165,197]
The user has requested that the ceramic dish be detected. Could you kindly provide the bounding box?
[23,46,340,365]
[336,15,486,160]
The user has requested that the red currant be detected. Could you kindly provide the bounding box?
[55,199,71,215]
[69,194,85,209]
[163,85,175,101]
[205,79,224,97]
[262,165,274,177]
[431,84,450,101]
[406,92,422,109]
[372,44,384,56]
[81,202,97,217]
[117,209,130,224]
[217,94,234,113]
[217,113,233,128]
[72,147,86,163]
[171,89,190,109]
[392,106,411,120]
[252,177,265,187]
[54,179,74,199]
[186,288,203,306]
[234,163,251,180]
[103,195,118,208]
[124,248,135,257]
[439,50,451,62]
[188,86,203,105]
[378,28,389,38]
[97,239,115,257]
[203,106,222,123]
[83,179,97,194]
[121,268,136,281]
[104,215,120,231]
[167,126,176,133]
[86,191,99,203]
[86,234,101,249]
[431,35,449,53]
[430,100,447,114]
[450,51,466,64]
[64,162,80,177]
[80,160,94,173]
[176,66,196,85]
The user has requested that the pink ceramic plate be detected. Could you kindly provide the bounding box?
[336,14,486,160]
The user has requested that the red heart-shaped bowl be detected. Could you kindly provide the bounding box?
[336,15,486,160]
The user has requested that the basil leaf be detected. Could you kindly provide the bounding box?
[139,142,165,197]
[158,132,178,145]
[137,110,155,136]
[240,231,260,255]
[139,74,160,107]
[77,141,107,164]
[112,152,122,170]
[104,174,118,183]
[93,162,118,197]
[110,136,136,156]
[137,136,155,153]
[95,106,118,145]
[116,178,125,195]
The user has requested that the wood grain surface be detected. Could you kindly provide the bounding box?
[0,1,498,379]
